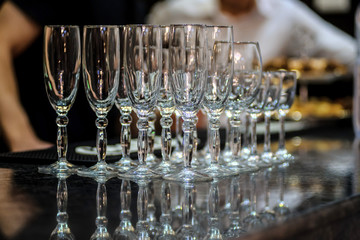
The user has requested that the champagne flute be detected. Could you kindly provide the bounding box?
[201,26,237,178]
[112,25,137,173]
[275,71,297,162]
[261,71,284,164]
[153,25,177,174]
[78,25,120,178]
[226,41,262,172]
[120,24,162,180]
[163,24,212,183]
[39,25,81,175]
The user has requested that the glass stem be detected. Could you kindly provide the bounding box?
[182,118,196,168]
[264,169,271,208]
[209,117,221,165]
[175,113,182,152]
[250,114,258,156]
[209,181,220,219]
[56,115,69,163]
[120,111,132,161]
[160,181,172,222]
[137,182,148,222]
[278,110,286,152]
[244,113,250,149]
[160,114,173,163]
[263,112,272,153]
[96,117,108,164]
[148,112,156,156]
[230,115,242,160]
[223,117,231,153]
[250,173,257,214]
[137,117,149,166]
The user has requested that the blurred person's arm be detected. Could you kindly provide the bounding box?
[289,0,356,68]
[0,1,52,152]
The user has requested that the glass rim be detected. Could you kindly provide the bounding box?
[170,23,206,27]
[205,25,233,29]
[126,24,161,28]
[233,41,259,45]
[45,25,79,28]
[83,25,119,28]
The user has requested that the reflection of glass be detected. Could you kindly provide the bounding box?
[121,25,162,180]
[50,173,75,240]
[201,26,236,178]
[91,176,112,240]
[275,71,297,162]
[259,168,276,226]
[224,177,246,238]
[164,24,211,183]
[135,180,152,240]
[176,183,200,240]
[40,25,81,175]
[273,163,291,222]
[243,173,263,231]
[155,182,176,239]
[78,25,120,178]
[226,41,262,172]
[113,25,137,173]
[113,180,136,240]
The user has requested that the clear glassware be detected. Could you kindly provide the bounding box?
[245,72,271,168]
[241,113,251,159]
[200,25,236,178]
[39,25,81,175]
[113,180,136,240]
[49,173,75,240]
[259,168,276,226]
[261,71,284,165]
[135,180,152,240]
[170,111,183,165]
[220,109,233,164]
[201,31,237,177]
[163,24,212,183]
[243,173,263,231]
[147,181,161,239]
[226,41,262,172]
[77,25,120,178]
[120,24,162,180]
[146,111,159,166]
[154,182,176,240]
[91,176,113,240]
[153,25,177,174]
[275,71,297,162]
[112,25,137,173]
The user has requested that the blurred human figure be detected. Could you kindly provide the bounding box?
[0,0,155,152]
[147,0,356,68]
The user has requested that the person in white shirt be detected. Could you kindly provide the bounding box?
[147,0,356,68]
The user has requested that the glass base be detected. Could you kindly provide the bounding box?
[163,167,213,183]
[146,153,160,166]
[152,161,176,175]
[224,222,246,239]
[259,209,276,226]
[220,149,232,164]
[118,164,162,180]
[110,157,138,173]
[38,160,78,175]
[201,163,238,178]
[275,149,295,162]
[243,212,263,231]
[273,202,291,222]
[170,150,183,164]
[77,162,116,179]
[226,159,259,173]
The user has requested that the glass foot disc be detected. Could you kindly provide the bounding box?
[38,160,78,175]
[77,162,117,179]
[163,168,213,183]
[118,164,162,180]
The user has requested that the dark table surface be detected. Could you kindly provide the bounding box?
[0,119,359,240]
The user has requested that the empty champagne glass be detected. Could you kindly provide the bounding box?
[112,25,137,173]
[245,72,271,168]
[226,41,262,172]
[120,24,162,180]
[78,25,120,178]
[39,25,81,175]
[275,71,297,162]
[261,71,284,165]
[201,25,237,178]
[164,24,212,183]
[154,25,176,174]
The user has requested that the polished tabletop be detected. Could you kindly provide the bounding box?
[0,119,359,240]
